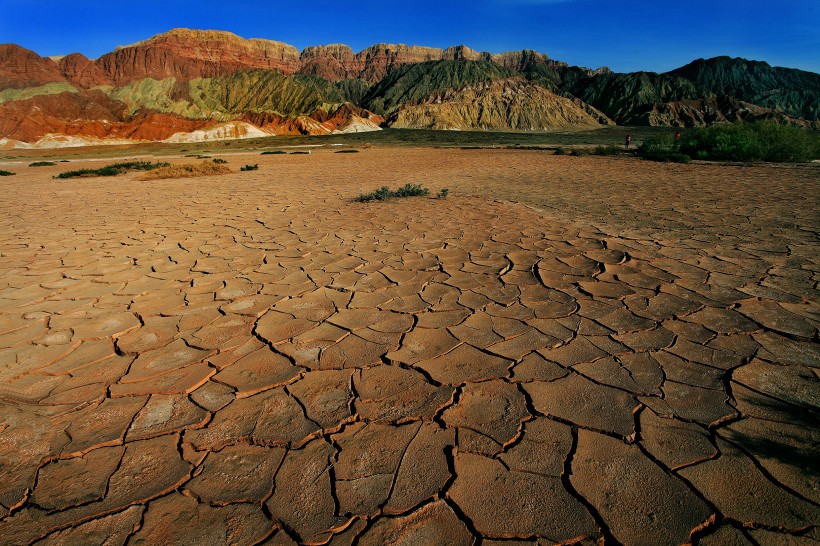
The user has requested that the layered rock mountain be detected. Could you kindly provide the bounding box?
[0,28,817,146]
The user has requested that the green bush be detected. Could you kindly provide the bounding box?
[355,183,430,202]
[29,161,56,167]
[0,170,16,176]
[437,188,449,199]
[637,134,691,163]
[680,121,819,162]
[55,161,169,179]
[335,149,360,154]
[261,150,286,155]
[554,147,566,155]
[212,158,228,164]
[240,164,259,171]
[569,149,584,157]
[394,183,430,198]
[592,145,621,156]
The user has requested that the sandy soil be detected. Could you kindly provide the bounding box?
[0,148,818,544]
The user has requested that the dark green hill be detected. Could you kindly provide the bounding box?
[669,57,820,120]
[361,60,517,115]
[565,72,705,124]
[189,69,370,117]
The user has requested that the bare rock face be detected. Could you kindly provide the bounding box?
[0,44,65,88]
[355,43,449,83]
[58,53,113,88]
[96,28,302,85]
[299,44,361,81]
[390,78,611,131]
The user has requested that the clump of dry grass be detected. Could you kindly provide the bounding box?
[139,161,232,180]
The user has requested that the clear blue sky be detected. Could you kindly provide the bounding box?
[1,0,818,74]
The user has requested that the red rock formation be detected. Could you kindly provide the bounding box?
[58,53,113,88]
[0,90,125,141]
[0,44,65,88]
[298,45,361,81]
[354,44,446,83]
[96,29,301,85]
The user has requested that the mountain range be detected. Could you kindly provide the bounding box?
[0,28,817,147]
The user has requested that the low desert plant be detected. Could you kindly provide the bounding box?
[261,150,286,155]
[212,158,228,164]
[637,135,691,163]
[139,161,232,180]
[394,183,430,198]
[680,121,819,162]
[0,170,16,176]
[30,161,56,167]
[55,161,169,179]
[569,149,585,157]
[437,188,449,199]
[554,147,566,155]
[240,164,259,171]
[355,183,430,202]
[592,145,621,156]
[290,151,311,155]
[335,149,360,153]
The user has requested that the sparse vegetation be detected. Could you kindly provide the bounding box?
[437,188,449,199]
[554,147,566,155]
[335,149,360,153]
[55,161,169,179]
[185,154,211,159]
[637,134,691,163]
[0,170,16,176]
[212,158,228,164]
[240,164,259,171]
[29,161,56,167]
[638,121,819,163]
[261,150,286,155]
[355,183,430,202]
[139,161,232,180]
[569,149,585,157]
[680,121,819,162]
[290,151,311,155]
[592,145,621,156]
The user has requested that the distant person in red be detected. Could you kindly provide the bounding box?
[625,134,631,149]
[675,132,681,140]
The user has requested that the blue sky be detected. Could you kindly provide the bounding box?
[1,0,817,73]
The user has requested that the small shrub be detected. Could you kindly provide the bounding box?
[212,158,228,164]
[355,183,430,202]
[355,186,392,202]
[437,188,449,199]
[554,147,566,155]
[139,161,232,180]
[680,121,819,162]
[335,149,360,154]
[55,161,169,179]
[394,183,430,198]
[637,135,691,163]
[569,149,584,157]
[592,145,621,156]
[261,150,286,155]
[240,164,259,171]
[0,170,16,176]
[30,161,56,167]
[290,151,311,155]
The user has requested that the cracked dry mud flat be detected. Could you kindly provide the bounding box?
[0,148,818,545]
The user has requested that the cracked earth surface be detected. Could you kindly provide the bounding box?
[0,148,818,545]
